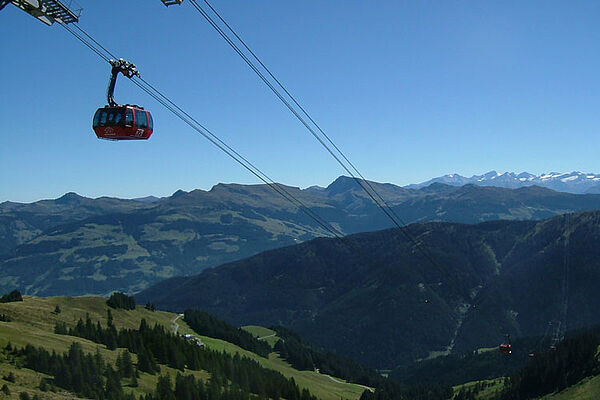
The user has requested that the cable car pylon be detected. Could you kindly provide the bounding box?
[160,0,183,6]
[1,0,81,25]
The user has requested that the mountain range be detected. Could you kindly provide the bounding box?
[137,210,600,370]
[406,171,600,194]
[3,176,600,296]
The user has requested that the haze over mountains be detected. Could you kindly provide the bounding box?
[406,171,600,194]
[3,175,600,296]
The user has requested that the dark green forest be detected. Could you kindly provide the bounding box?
[184,309,271,357]
[16,342,135,400]
[54,315,316,400]
[138,211,600,369]
[107,292,136,310]
[0,290,23,303]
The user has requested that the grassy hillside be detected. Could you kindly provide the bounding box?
[453,378,505,400]
[452,374,600,400]
[243,325,280,347]
[541,374,600,400]
[0,296,368,400]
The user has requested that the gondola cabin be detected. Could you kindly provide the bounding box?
[499,343,512,354]
[93,105,153,140]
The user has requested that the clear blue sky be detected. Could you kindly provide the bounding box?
[1,1,599,202]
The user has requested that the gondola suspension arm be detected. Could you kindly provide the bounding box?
[107,58,139,107]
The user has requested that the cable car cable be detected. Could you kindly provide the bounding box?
[72,23,118,60]
[131,76,345,240]
[559,213,571,341]
[200,0,412,228]
[188,0,454,285]
[60,22,110,63]
[131,74,352,242]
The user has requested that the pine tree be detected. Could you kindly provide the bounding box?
[130,370,139,388]
[4,371,16,383]
[137,345,159,375]
[156,375,176,400]
[104,365,123,400]
[107,309,114,327]
[18,392,30,400]
[1,384,9,395]
[54,322,68,334]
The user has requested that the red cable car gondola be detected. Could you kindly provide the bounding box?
[499,334,512,355]
[93,105,153,140]
[92,59,154,140]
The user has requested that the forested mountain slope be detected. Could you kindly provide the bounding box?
[138,211,600,369]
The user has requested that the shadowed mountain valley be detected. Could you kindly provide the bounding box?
[137,211,600,370]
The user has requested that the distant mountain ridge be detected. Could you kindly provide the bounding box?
[406,171,600,194]
[3,177,600,297]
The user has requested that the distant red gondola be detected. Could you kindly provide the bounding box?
[499,334,512,355]
[92,58,153,141]
[499,343,512,354]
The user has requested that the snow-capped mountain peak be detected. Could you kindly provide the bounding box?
[406,171,600,194]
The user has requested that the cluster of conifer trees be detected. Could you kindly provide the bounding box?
[107,292,136,310]
[183,310,271,357]
[141,373,253,400]
[16,342,136,400]
[0,290,22,303]
[140,373,315,400]
[55,315,317,400]
[14,341,315,400]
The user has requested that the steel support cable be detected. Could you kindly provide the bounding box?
[195,0,410,227]
[130,77,345,241]
[60,22,110,62]
[132,79,351,243]
[190,0,452,283]
[201,0,412,229]
[71,22,118,60]
[560,214,571,340]
[133,76,370,257]
[59,22,347,242]
[133,74,344,240]
[549,214,572,347]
